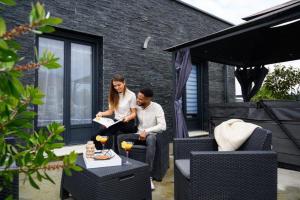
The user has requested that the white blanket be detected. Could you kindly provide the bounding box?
[214,119,260,151]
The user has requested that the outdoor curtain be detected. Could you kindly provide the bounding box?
[235,65,268,102]
[174,48,192,138]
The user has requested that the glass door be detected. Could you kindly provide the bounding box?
[37,35,100,144]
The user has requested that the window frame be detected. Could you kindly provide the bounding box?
[183,63,205,130]
[34,29,103,144]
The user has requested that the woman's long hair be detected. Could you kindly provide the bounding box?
[109,74,126,110]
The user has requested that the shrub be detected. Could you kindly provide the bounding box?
[0,1,80,199]
[252,64,300,101]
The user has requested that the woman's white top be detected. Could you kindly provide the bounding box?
[113,89,136,120]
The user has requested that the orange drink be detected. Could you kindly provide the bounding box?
[96,135,108,151]
[121,141,134,165]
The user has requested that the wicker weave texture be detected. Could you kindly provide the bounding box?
[61,155,152,200]
[174,128,277,200]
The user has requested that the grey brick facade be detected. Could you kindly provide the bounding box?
[4,0,234,140]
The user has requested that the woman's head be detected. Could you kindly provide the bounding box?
[112,74,126,93]
[109,74,126,109]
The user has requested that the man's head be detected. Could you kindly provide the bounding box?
[137,88,153,107]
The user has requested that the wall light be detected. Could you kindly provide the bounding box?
[143,36,151,49]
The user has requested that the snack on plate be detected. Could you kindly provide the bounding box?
[94,155,110,160]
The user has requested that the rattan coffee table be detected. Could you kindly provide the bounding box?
[61,155,151,200]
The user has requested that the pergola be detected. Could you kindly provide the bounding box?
[165,0,300,102]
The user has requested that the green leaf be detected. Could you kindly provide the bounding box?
[28,174,40,189]
[6,40,21,50]
[0,73,20,96]
[29,137,38,145]
[34,47,38,61]
[6,155,13,168]
[0,39,8,49]
[24,152,32,163]
[35,2,45,19]
[0,17,6,36]
[29,3,37,24]
[38,25,55,33]
[44,172,55,184]
[9,145,18,155]
[63,168,72,176]
[31,98,44,105]
[48,143,64,149]
[0,47,17,62]
[18,111,37,119]
[55,125,65,134]
[42,62,61,69]
[31,29,42,34]
[0,0,16,6]
[54,135,63,141]
[40,17,63,26]
[34,149,45,166]
[4,194,13,200]
[71,165,82,172]
[69,151,77,164]
[36,171,42,182]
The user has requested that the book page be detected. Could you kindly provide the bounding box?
[93,117,122,128]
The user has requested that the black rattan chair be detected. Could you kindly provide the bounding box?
[174,127,277,200]
[129,132,169,181]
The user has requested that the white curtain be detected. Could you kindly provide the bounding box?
[70,43,92,125]
[38,37,64,127]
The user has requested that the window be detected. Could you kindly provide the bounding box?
[184,64,204,131]
[38,37,64,126]
[70,43,92,125]
[36,30,101,144]
[186,65,198,116]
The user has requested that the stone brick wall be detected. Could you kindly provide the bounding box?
[3,0,232,140]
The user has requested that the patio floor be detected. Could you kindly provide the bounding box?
[19,144,300,200]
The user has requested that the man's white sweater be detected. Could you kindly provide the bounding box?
[136,102,166,134]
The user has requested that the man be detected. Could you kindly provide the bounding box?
[117,88,166,190]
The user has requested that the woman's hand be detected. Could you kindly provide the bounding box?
[96,112,104,118]
[123,116,131,123]
[123,108,136,123]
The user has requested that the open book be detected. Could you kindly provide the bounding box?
[93,117,122,128]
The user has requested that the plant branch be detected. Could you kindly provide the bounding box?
[14,62,44,71]
[1,23,40,40]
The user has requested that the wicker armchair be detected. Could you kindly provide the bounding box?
[174,128,277,200]
[129,132,169,181]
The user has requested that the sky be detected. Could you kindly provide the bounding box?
[180,0,289,25]
[180,0,299,95]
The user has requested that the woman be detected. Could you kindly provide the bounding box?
[92,74,137,150]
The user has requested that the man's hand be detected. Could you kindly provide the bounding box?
[139,130,147,141]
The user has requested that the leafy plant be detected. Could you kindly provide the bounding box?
[251,85,276,102]
[0,1,80,199]
[252,64,300,101]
